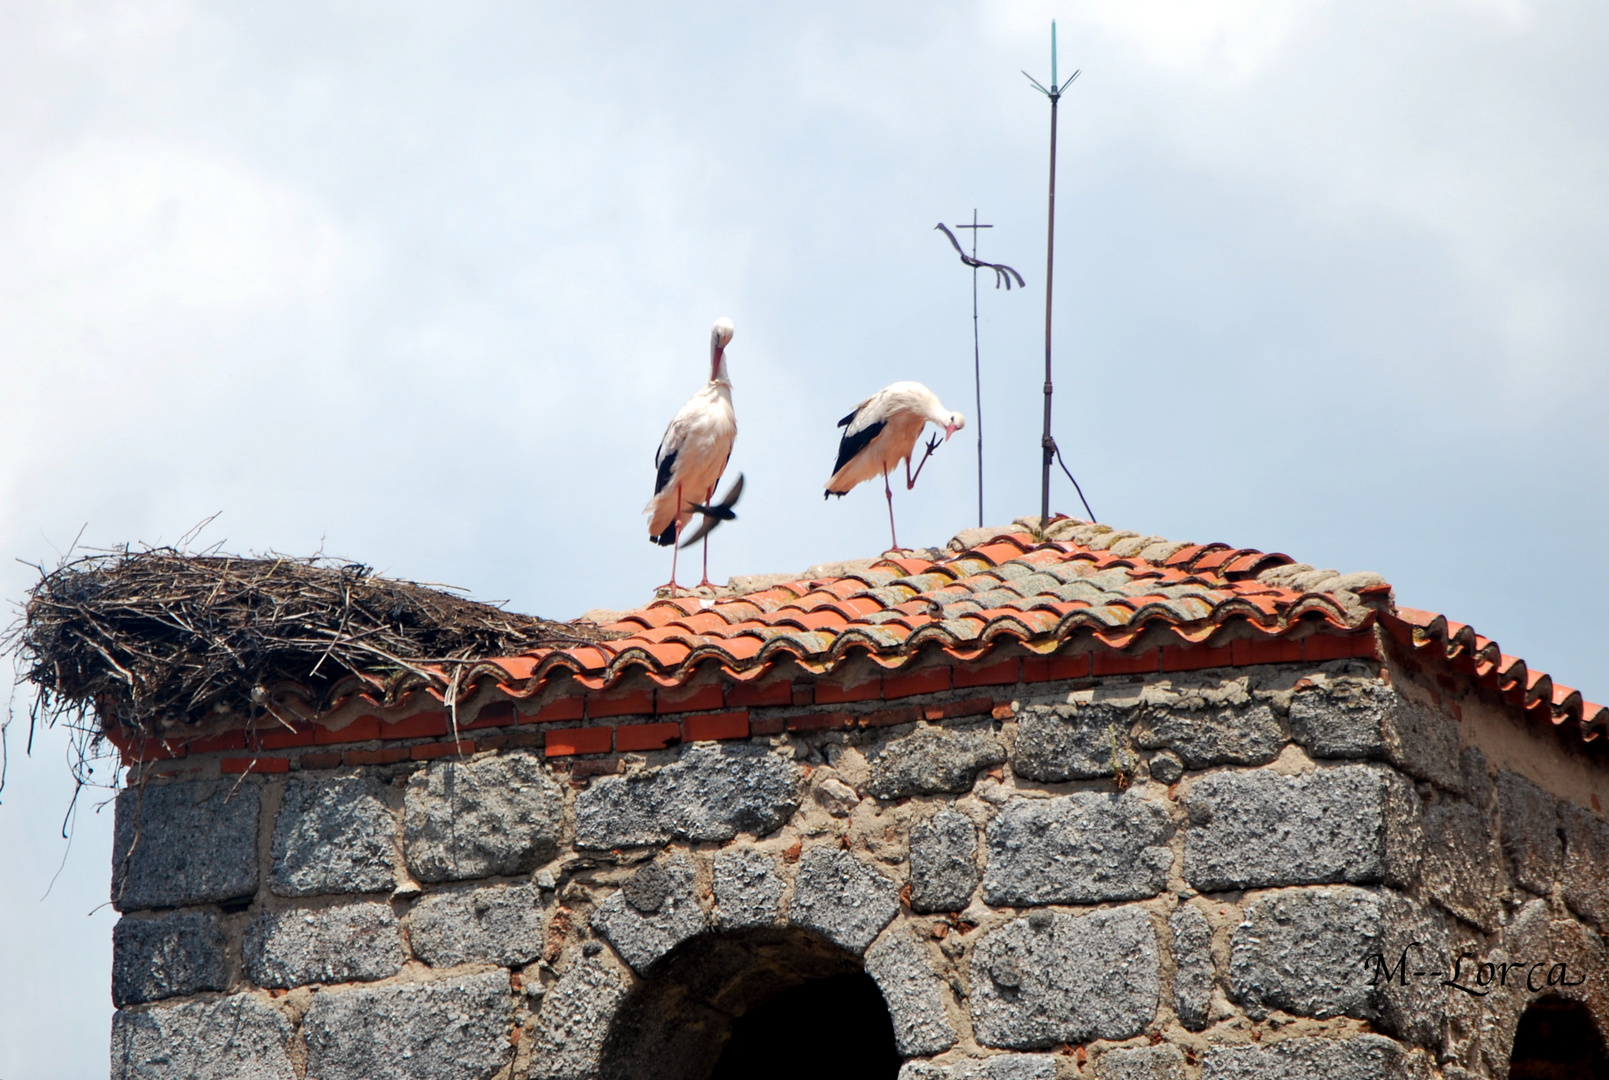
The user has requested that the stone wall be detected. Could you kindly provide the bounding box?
[108,655,1609,1080]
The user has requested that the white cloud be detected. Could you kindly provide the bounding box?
[7,139,349,320]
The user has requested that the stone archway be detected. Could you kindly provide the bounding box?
[598,927,900,1080]
[1508,995,1608,1080]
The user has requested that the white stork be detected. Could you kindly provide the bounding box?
[824,381,965,551]
[646,317,737,591]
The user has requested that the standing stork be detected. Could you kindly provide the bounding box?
[646,317,737,592]
[824,381,965,551]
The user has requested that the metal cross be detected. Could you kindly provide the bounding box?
[936,214,1023,527]
[955,212,992,528]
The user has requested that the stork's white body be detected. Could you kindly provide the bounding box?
[825,381,964,551]
[645,319,737,588]
[825,382,963,495]
[646,383,736,541]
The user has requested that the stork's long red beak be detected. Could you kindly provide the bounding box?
[944,422,959,439]
[711,346,724,382]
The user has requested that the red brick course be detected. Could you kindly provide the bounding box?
[545,726,613,757]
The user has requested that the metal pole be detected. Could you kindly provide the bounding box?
[971,209,983,527]
[1024,26,1084,527]
[1040,82,1059,525]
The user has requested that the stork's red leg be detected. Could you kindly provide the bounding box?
[655,484,684,595]
[883,469,899,552]
[698,485,717,589]
[907,434,942,490]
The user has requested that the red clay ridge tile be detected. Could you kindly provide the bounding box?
[187,730,246,754]
[1162,643,1235,672]
[864,704,922,727]
[657,684,725,714]
[841,596,886,617]
[625,607,685,629]
[464,702,517,730]
[222,755,289,774]
[953,658,1022,688]
[257,724,317,750]
[524,697,585,724]
[970,541,1031,566]
[682,711,749,742]
[315,715,382,745]
[1303,632,1378,662]
[615,722,682,752]
[1093,649,1162,676]
[884,668,951,699]
[725,679,791,708]
[1163,543,1220,568]
[815,677,883,705]
[1224,551,1290,576]
[669,611,730,635]
[714,636,765,661]
[1231,637,1303,666]
[638,642,694,668]
[787,711,854,733]
[545,726,612,757]
[123,739,186,764]
[795,609,851,631]
[588,689,655,719]
[1191,548,1250,574]
[381,712,449,740]
[413,740,474,761]
[879,557,935,576]
[344,746,411,766]
[1023,653,1092,682]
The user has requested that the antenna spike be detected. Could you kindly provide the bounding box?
[1051,20,1058,90]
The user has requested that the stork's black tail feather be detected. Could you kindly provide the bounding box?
[651,521,677,546]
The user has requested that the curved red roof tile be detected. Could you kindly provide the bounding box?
[1384,607,1605,740]
[210,519,1599,752]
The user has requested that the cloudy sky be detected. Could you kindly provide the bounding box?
[3,1,1606,1072]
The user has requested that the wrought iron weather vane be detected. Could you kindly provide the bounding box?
[935,215,1024,527]
[1025,21,1096,525]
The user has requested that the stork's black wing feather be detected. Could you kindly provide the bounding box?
[837,408,859,428]
[832,418,886,476]
[653,448,678,496]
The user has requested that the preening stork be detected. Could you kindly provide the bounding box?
[824,381,965,551]
[645,317,738,592]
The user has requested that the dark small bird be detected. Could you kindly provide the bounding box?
[678,474,745,550]
[934,224,1025,290]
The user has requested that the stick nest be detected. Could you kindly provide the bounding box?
[10,547,615,735]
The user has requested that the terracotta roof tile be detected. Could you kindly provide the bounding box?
[263,517,1598,752]
[637,642,692,667]
[1383,606,1605,741]
[878,556,934,575]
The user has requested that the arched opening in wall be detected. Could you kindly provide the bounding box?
[1508,995,1608,1080]
[598,928,900,1080]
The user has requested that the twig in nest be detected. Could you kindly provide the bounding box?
[4,546,621,760]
